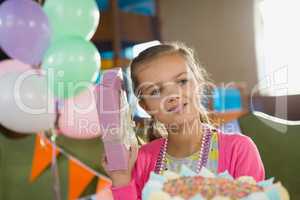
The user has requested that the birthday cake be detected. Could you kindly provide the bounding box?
[142,166,289,200]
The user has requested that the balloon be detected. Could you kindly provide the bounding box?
[0,71,56,133]
[0,0,52,65]
[43,0,100,41]
[58,85,101,139]
[42,37,100,99]
[0,59,31,77]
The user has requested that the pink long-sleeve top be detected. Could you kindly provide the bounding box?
[111,132,265,200]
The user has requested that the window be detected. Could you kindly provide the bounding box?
[255,0,300,96]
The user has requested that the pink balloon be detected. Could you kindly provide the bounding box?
[58,85,101,139]
[0,59,31,77]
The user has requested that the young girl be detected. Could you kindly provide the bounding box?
[102,43,265,200]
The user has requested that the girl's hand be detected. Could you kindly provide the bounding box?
[101,144,138,187]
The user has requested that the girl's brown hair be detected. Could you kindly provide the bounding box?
[130,42,211,141]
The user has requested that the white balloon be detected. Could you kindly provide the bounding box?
[0,71,56,133]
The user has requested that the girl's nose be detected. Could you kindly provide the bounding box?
[162,83,181,100]
[163,82,181,96]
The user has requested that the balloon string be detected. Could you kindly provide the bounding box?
[55,99,62,135]
[50,129,62,200]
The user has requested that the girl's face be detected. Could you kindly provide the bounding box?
[136,53,201,128]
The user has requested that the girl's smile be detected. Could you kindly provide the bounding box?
[167,102,188,113]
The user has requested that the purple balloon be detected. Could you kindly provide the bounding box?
[0,0,52,66]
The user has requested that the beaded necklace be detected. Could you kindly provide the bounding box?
[154,127,212,175]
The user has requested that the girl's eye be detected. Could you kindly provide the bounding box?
[178,79,188,85]
[150,88,160,96]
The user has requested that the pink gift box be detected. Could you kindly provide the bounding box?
[95,69,129,171]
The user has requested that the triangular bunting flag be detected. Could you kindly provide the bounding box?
[30,134,60,182]
[96,178,111,192]
[68,159,95,200]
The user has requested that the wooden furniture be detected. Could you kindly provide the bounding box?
[209,110,248,125]
[251,94,300,121]
[92,0,162,68]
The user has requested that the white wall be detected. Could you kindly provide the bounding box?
[160,0,257,92]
